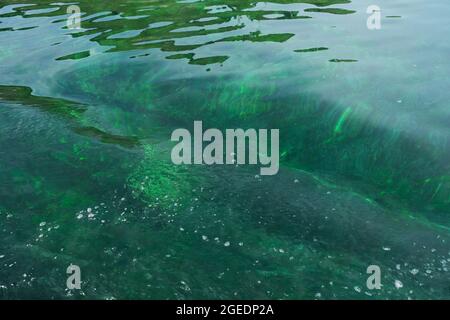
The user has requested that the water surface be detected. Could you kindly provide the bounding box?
[0,0,449,299]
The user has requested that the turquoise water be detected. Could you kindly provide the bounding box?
[0,0,449,299]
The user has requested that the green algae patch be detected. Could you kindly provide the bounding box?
[56,50,91,61]
[128,144,198,210]
[73,126,141,148]
[222,31,294,43]
[304,8,356,15]
[334,107,352,135]
[294,47,328,53]
[166,53,195,60]
[0,85,86,118]
[189,55,229,65]
[329,59,358,63]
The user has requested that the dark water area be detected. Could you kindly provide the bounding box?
[0,0,449,299]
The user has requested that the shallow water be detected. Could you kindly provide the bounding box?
[0,0,449,299]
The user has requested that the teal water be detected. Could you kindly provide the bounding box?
[0,0,449,299]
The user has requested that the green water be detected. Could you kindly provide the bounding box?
[0,0,449,299]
